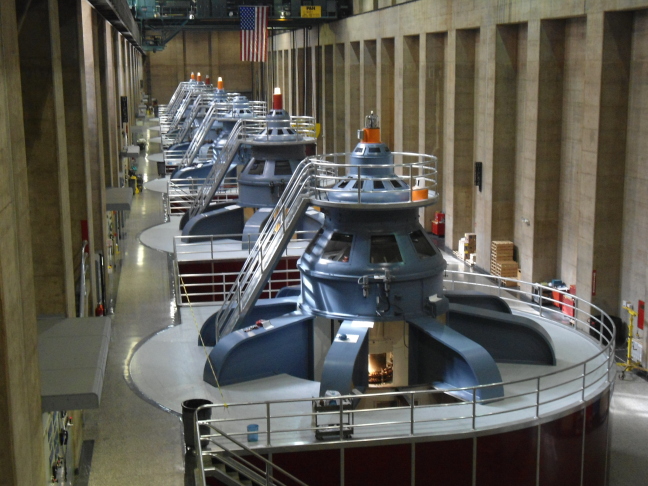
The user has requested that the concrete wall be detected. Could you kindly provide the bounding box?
[147,30,252,104]
[1,0,143,482]
[269,0,648,355]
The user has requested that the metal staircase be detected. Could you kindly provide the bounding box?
[214,160,315,339]
[174,93,214,143]
[163,84,190,125]
[177,102,222,167]
[167,93,193,133]
[167,81,190,110]
[197,423,308,486]
[185,119,246,220]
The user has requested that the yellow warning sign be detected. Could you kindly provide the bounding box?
[301,6,321,18]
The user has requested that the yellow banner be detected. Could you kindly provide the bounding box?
[301,6,321,18]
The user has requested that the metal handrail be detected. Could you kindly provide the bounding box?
[173,230,313,307]
[174,93,215,144]
[308,152,438,206]
[196,273,615,451]
[197,418,308,486]
[166,177,238,215]
[213,160,315,338]
[177,102,222,167]
[185,119,246,219]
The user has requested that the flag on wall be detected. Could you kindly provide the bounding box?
[240,6,269,62]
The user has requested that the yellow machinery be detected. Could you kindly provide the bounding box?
[617,306,647,379]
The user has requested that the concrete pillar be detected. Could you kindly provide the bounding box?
[312,45,322,128]
[286,47,293,114]
[334,43,345,153]
[19,0,75,318]
[492,24,520,243]
[401,35,419,153]
[322,45,334,154]
[516,20,540,283]
[0,3,45,484]
[362,40,377,121]
[622,10,648,358]
[348,42,361,138]
[445,29,477,250]
[296,47,305,115]
[423,33,446,228]
[379,37,395,150]
[58,0,97,315]
[557,18,586,287]
[577,12,632,313]
[103,27,120,186]
[526,20,565,283]
[81,1,109,310]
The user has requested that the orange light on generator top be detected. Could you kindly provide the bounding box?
[273,87,282,110]
[363,128,380,144]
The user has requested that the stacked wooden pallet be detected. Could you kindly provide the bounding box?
[491,241,517,287]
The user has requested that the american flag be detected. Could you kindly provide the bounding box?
[240,6,269,62]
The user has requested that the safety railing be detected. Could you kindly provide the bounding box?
[174,230,315,261]
[249,100,267,117]
[176,265,302,306]
[165,82,191,116]
[213,161,315,338]
[185,119,246,220]
[195,272,615,483]
[308,152,438,207]
[167,177,238,215]
[175,102,224,167]
[198,353,612,443]
[161,85,215,135]
[173,230,315,306]
[290,116,317,138]
[235,116,317,142]
[174,93,216,144]
[197,422,308,486]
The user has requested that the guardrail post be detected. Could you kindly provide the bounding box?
[472,388,477,430]
[582,362,587,402]
[357,170,361,202]
[410,392,415,436]
[535,376,541,419]
[409,169,413,202]
[266,402,271,446]
[339,401,344,440]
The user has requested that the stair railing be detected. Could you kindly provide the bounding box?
[214,160,315,338]
[177,102,221,167]
[175,93,209,144]
[185,119,245,220]
[197,420,308,486]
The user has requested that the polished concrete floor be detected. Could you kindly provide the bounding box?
[85,118,648,485]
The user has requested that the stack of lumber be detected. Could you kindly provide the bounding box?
[491,241,517,287]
